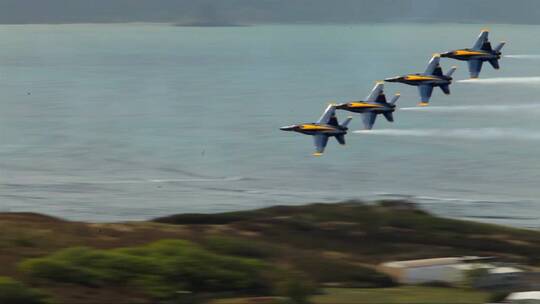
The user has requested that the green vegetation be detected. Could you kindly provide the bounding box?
[211,298,288,304]
[0,200,539,303]
[20,240,270,300]
[310,287,489,304]
[202,236,277,259]
[287,253,395,288]
[210,287,490,304]
[0,276,47,304]
[156,201,540,265]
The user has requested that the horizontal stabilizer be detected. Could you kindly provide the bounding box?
[494,42,506,53]
[440,84,451,95]
[335,134,346,145]
[383,112,394,122]
[446,66,457,78]
[489,58,500,69]
[389,94,400,105]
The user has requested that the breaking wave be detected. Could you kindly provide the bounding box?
[4,176,246,187]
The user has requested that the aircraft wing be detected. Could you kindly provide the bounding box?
[316,104,336,124]
[472,30,489,50]
[366,82,385,104]
[424,55,441,75]
[361,112,377,130]
[313,134,329,155]
[418,85,434,103]
[468,60,483,78]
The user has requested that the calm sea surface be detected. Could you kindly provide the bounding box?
[0,23,539,227]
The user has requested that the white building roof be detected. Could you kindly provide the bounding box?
[382,257,462,268]
[489,267,523,274]
[380,256,492,269]
[507,291,540,300]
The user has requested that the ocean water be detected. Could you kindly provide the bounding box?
[0,23,539,227]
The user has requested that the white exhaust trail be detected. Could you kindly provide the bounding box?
[458,77,540,85]
[354,128,540,141]
[505,55,540,59]
[400,104,540,113]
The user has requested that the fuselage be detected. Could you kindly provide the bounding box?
[441,48,501,61]
[280,123,347,136]
[335,101,394,114]
[385,74,452,87]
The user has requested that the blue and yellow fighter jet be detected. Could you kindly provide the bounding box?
[280,105,352,156]
[385,55,456,106]
[441,29,505,79]
[335,82,400,130]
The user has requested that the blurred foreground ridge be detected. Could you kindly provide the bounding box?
[0,200,539,303]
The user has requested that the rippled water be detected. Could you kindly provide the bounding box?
[0,23,539,227]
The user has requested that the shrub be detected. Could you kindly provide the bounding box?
[290,255,395,288]
[20,240,271,300]
[0,277,47,304]
[419,281,454,288]
[203,236,276,258]
[274,271,316,304]
[489,291,510,303]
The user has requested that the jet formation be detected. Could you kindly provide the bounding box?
[281,30,506,155]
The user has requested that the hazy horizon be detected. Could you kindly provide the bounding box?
[0,0,539,25]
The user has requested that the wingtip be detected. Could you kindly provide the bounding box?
[418,102,429,107]
[452,65,458,69]
[312,152,323,157]
[432,53,441,58]
[376,81,384,85]
[481,28,490,32]
[395,92,401,96]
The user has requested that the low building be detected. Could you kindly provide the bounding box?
[378,256,492,285]
[505,291,540,303]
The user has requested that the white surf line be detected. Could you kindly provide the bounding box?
[354,128,540,141]
[458,77,540,85]
[147,176,244,183]
[505,54,540,59]
[400,104,540,113]
[8,177,245,186]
